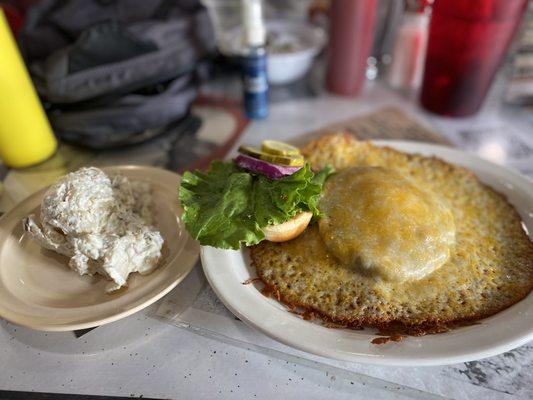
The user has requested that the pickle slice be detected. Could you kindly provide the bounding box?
[261,140,300,156]
[238,146,264,159]
[259,153,304,166]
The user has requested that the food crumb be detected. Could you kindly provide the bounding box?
[242,277,261,285]
[371,335,405,345]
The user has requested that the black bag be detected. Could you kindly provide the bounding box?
[20,0,215,147]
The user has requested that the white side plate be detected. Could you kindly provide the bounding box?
[0,165,199,331]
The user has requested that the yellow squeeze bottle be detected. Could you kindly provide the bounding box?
[0,11,57,168]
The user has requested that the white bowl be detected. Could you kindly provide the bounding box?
[224,20,326,85]
[265,20,326,85]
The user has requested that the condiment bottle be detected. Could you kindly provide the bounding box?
[387,0,431,90]
[326,0,378,96]
[240,0,269,119]
[0,10,57,168]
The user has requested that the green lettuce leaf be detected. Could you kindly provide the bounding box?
[179,161,334,250]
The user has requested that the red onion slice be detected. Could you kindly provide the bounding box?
[234,154,302,179]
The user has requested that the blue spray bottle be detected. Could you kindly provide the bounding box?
[241,0,268,120]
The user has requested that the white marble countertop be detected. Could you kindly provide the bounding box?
[1,82,532,399]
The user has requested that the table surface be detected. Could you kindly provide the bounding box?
[1,79,532,400]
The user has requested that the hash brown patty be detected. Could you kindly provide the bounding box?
[250,134,533,333]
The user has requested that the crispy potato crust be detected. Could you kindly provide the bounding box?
[250,134,533,335]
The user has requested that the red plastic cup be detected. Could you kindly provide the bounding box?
[420,0,528,117]
[326,0,378,96]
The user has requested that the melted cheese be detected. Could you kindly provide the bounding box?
[318,167,455,281]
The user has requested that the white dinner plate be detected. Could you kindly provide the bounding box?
[0,165,199,331]
[201,141,533,366]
